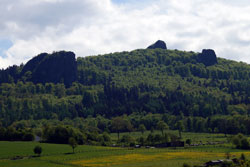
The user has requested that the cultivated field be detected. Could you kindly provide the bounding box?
[0,132,249,167]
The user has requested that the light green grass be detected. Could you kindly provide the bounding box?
[110,130,228,144]
[0,132,248,167]
[0,141,72,159]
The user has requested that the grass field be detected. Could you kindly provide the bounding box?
[110,130,228,143]
[0,132,248,167]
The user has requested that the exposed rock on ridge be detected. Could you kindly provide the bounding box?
[21,51,77,86]
[147,40,167,49]
[198,49,217,66]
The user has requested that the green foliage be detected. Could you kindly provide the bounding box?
[138,124,146,135]
[176,121,185,138]
[0,48,250,137]
[119,134,135,146]
[33,145,42,156]
[42,125,81,144]
[186,139,192,145]
[0,126,34,141]
[240,153,246,161]
[137,136,145,146]
[231,134,250,149]
[68,137,78,153]
[183,163,191,167]
[111,117,133,140]
[157,121,169,135]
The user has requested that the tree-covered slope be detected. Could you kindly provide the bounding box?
[0,43,250,127]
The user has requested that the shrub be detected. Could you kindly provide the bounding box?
[186,139,191,145]
[183,163,191,167]
[33,146,42,156]
[240,153,246,161]
[69,137,78,153]
[231,133,250,149]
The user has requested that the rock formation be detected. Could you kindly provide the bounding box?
[198,49,217,66]
[147,40,167,49]
[22,51,77,86]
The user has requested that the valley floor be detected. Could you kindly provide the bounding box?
[0,132,248,167]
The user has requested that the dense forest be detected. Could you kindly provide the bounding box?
[0,41,250,140]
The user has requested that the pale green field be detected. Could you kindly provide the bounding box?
[0,132,247,167]
[110,130,228,143]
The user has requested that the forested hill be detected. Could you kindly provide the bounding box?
[0,41,250,127]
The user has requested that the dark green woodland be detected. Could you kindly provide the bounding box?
[0,41,250,143]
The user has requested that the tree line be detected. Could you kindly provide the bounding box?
[0,48,249,135]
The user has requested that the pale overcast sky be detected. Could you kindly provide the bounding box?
[1,0,250,68]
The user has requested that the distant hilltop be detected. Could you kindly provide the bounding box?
[0,40,221,86]
[0,40,250,124]
[147,40,217,66]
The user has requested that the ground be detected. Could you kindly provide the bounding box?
[0,131,248,167]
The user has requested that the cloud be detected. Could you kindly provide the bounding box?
[1,0,250,68]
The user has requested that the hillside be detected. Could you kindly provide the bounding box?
[0,41,250,134]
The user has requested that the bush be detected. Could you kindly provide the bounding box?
[120,135,135,144]
[221,161,233,167]
[130,142,135,147]
[240,153,246,161]
[102,132,111,142]
[241,138,250,149]
[183,163,191,167]
[69,137,78,153]
[42,125,85,144]
[186,139,191,145]
[147,133,154,145]
[231,133,250,149]
[23,133,35,141]
[137,137,145,146]
[33,146,42,156]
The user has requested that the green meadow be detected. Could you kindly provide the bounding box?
[0,132,248,167]
[110,130,227,143]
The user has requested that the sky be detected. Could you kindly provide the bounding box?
[1,0,250,68]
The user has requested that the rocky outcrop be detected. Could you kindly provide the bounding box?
[198,49,217,66]
[22,51,77,86]
[21,53,48,75]
[147,40,167,49]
